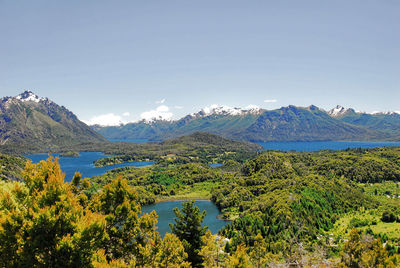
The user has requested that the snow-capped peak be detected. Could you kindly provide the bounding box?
[370,111,400,116]
[15,90,44,103]
[193,104,262,117]
[328,105,354,117]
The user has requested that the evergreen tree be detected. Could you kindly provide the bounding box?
[170,200,208,267]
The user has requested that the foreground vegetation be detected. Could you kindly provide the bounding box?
[1,144,400,266]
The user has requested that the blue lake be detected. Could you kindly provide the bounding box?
[141,200,229,236]
[24,152,154,182]
[108,138,150,143]
[256,141,400,151]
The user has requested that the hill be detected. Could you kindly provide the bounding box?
[91,132,262,167]
[0,91,107,151]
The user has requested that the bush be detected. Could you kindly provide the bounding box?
[381,211,397,223]
[349,217,370,228]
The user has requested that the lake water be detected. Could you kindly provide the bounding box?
[256,141,400,151]
[108,138,150,143]
[141,200,229,236]
[24,152,154,182]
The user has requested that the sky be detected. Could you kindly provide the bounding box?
[0,0,399,125]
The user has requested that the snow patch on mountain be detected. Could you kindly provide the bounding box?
[328,105,355,117]
[371,111,400,115]
[193,104,262,117]
[15,91,45,103]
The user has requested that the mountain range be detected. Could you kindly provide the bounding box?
[1,91,399,152]
[94,104,400,142]
[0,91,106,150]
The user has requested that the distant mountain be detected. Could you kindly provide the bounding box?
[94,105,263,141]
[328,105,358,118]
[239,105,384,142]
[329,105,400,136]
[0,91,107,150]
[94,105,399,142]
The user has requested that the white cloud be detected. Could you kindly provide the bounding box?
[122,112,130,117]
[264,99,277,103]
[83,113,126,126]
[174,105,184,109]
[140,105,173,121]
[156,99,166,104]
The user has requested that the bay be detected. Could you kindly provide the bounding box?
[141,200,229,236]
[24,152,154,182]
[108,138,150,143]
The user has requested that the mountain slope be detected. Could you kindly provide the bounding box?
[94,105,396,142]
[329,106,400,136]
[0,91,107,150]
[95,106,262,141]
[240,105,386,142]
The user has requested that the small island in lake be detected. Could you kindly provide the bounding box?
[60,151,80,157]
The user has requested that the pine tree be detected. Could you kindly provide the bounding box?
[170,200,208,267]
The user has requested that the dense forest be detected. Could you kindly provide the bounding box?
[1,144,400,266]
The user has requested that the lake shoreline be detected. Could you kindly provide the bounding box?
[155,197,211,203]
[152,198,234,221]
[141,200,231,236]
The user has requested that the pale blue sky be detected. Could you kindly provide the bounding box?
[1,0,399,124]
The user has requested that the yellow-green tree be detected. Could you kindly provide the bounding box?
[0,157,107,267]
[90,176,160,266]
[155,233,190,268]
[199,230,227,267]
[249,233,268,268]
[340,229,396,268]
[227,244,251,268]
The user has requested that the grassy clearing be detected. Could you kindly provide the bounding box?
[157,181,216,201]
[332,210,400,245]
